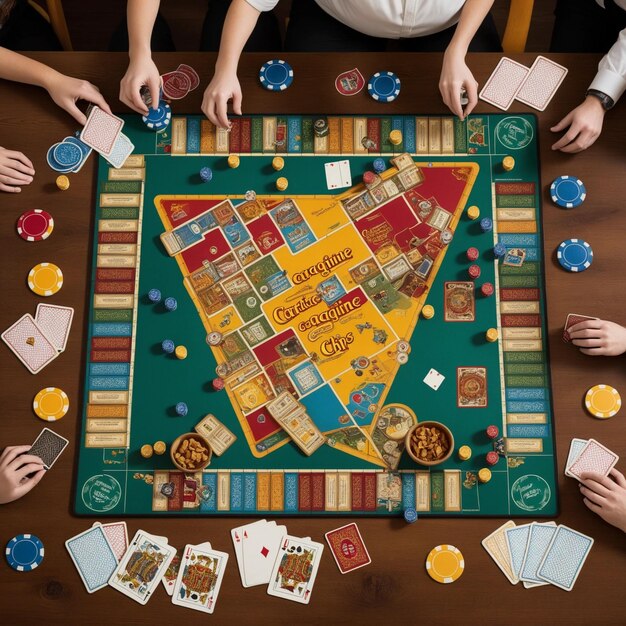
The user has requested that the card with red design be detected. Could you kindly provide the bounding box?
[566,439,619,480]
[325,523,371,574]
[563,313,597,343]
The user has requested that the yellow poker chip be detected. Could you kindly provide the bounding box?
[33,387,69,421]
[27,262,63,296]
[425,545,464,584]
[585,384,621,419]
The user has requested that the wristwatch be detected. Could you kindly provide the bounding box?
[586,89,615,111]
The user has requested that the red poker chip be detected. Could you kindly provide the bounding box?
[176,64,200,91]
[468,264,481,279]
[17,209,54,241]
[481,282,494,297]
[363,171,376,185]
[466,247,479,261]
[212,377,225,391]
[486,451,500,466]
[486,424,499,439]
[162,70,191,100]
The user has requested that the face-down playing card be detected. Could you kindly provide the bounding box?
[66,525,119,593]
[28,427,69,469]
[566,439,619,480]
[325,523,371,574]
[1,314,60,373]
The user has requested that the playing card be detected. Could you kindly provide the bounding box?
[566,438,619,480]
[231,520,271,587]
[109,530,175,605]
[565,438,588,477]
[479,57,530,110]
[537,525,593,591]
[35,304,74,352]
[29,427,69,469]
[66,526,119,593]
[161,549,181,595]
[423,368,445,391]
[324,160,352,190]
[481,521,518,585]
[172,544,228,614]
[519,522,557,587]
[505,523,532,580]
[80,106,124,156]
[515,56,568,111]
[92,521,128,562]
[104,132,135,169]
[242,522,287,587]
[1,313,60,373]
[267,536,323,604]
[563,313,597,343]
[325,523,371,574]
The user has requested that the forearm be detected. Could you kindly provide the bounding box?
[589,28,626,103]
[127,0,160,61]
[215,0,262,74]
[0,48,59,90]
[446,0,495,56]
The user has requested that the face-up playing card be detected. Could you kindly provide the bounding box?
[2,314,60,373]
[505,523,532,580]
[35,304,74,352]
[242,522,286,587]
[267,536,323,604]
[519,522,557,587]
[231,520,272,587]
[481,521,518,585]
[423,368,445,391]
[92,521,128,562]
[80,106,124,157]
[28,427,69,469]
[565,438,588,477]
[66,525,119,593]
[325,523,371,574]
[537,525,594,591]
[109,530,175,605]
[515,56,568,111]
[104,132,135,169]
[479,57,530,111]
[562,313,597,343]
[161,549,181,595]
[324,160,352,190]
[566,438,619,480]
[172,544,228,614]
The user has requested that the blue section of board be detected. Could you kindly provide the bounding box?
[507,424,550,438]
[230,472,244,512]
[89,362,130,376]
[506,388,546,401]
[187,117,201,154]
[284,472,299,512]
[200,472,217,512]
[88,376,129,390]
[401,472,416,509]
[403,116,416,153]
[507,400,549,413]
[287,116,302,153]
[92,323,132,337]
[243,471,257,512]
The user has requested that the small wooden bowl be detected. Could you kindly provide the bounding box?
[405,421,454,466]
[170,433,212,471]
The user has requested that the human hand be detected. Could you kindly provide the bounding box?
[201,69,242,129]
[0,146,35,193]
[551,96,606,153]
[569,319,626,356]
[580,469,626,533]
[439,50,478,120]
[0,446,46,504]
[120,55,161,115]
[45,73,111,125]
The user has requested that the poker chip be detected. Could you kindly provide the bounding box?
[206,331,223,346]
[27,262,63,296]
[367,72,401,102]
[46,143,74,173]
[425,545,464,584]
[550,176,586,208]
[5,534,44,572]
[396,352,409,365]
[259,59,293,91]
[557,239,593,272]
[17,209,54,242]
[585,384,621,419]
[355,356,370,369]
[142,102,172,130]
[53,142,81,168]
[33,387,69,422]
[397,340,410,353]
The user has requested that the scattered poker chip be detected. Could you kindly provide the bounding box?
[551,175,586,208]
[200,167,213,182]
[440,229,453,245]
[397,340,410,353]
[142,101,172,130]
[164,297,178,311]
[425,545,464,584]
[367,71,401,102]
[161,339,175,354]
[557,239,593,272]
[175,402,188,416]
[33,387,69,422]
[17,209,54,242]
[259,59,294,91]
[585,384,621,419]
[486,451,500,466]
[46,143,74,173]
[404,508,418,524]
[355,356,370,369]
[245,190,257,201]
[372,158,386,174]
[5,534,44,572]
[396,352,409,365]
[53,141,81,168]
[27,262,63,296]
[148,288,162,303]
[206,331,223,346]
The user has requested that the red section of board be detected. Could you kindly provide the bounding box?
[310,473,325,511]
[501,314,541,327]
[230,118,241,153]
[253,329,298,367]
[180,228,231,273]
[247,214,285,255]
[366,118,381,152]
[245,406,282,441]
[98,232,137,244]
[92,337,132,350]
[240,118,251,153]
[500,288,540,301]
[356,195,417,254]
[90,349,131,362]
[96,268,136,281]
[95,281,135,294]
[363,473,377,511]
[298,472,312,511]
[351,472,364,511]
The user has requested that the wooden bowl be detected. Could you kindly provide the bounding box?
[170,432,212,471]
[405,421,454,466]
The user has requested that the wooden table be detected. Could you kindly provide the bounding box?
[1,53,625,625]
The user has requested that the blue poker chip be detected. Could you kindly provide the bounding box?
[493,243,507,258]
[5,534,44,572]
[46,143,74,173]
[373,158,386,174]
[148,288,162,303]
[367,72,401,102]
[142,101,171,130]
[550,176,586,208]
[557,238,593,272]
[403,508,418,524]
[175,402,188,416]
[259,59,294,91]
[164,297,177,311]
[162,339,175,354]
[53,141,82,168]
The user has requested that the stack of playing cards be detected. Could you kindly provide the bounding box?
[480,55,568,111]
[565,438,619,479]
[482,520,594,591]
[2,304,73,373]
[324,159,352,190]
[563,313,597,343]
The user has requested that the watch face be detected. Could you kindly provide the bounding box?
[588,90,613,110]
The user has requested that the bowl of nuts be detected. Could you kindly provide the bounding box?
[405,421,454,466]
[170,433,212,471]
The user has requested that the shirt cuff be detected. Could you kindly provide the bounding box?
[244,0,278,11]
[589,68,626,103]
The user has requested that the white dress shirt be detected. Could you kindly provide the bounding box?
[591,0,626,101]
[246,0,466,39]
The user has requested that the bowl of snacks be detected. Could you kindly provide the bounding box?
[405,421,454,466]
[170,433,212,471]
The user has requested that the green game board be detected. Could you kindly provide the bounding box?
[74,113,558,517]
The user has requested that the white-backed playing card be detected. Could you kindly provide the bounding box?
[566,438,619,480]
[479,57,530,110]
[423,368,445,391]
[66,525,119,593]
[231,520,272,587]
[515,56,568,111]
[1,314,60,373]
[565,438,588,477]
[104,132,135,169]
[242,523,287,587]
[481,520,519,585]
[80,106,124,156]
[505,523,532,580]
[324,160,352,190]
[519,522,557,587]
[35,304,74,352]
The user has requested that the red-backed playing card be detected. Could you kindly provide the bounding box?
[563,313,597,343]
[325,523,371,574]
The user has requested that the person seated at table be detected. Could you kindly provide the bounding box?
[579,469,626,533]
[0,445,46,504]
[0,47,111,193]
[550,0,626,153]
[569,318,626,356]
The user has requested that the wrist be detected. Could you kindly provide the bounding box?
[445,41,468,60]
[585,91,612,112]
[129,44,151,63]
[39,67,62,92]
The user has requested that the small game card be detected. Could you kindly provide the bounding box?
[29,427,69,469]
[66,525,119,593]
[515,56,568,111]
[92,521,128,562]
[519,522,557,587]
[481,521,518,585]
[566,439,619,480]
[241,522,286,587]
[161,548,182,596]
[563,313,597,343]
[80,106,124,157]
[505,523,532,581]
[324,160,352,190]
[194,413,237,456]
[423,368,445,391]
[565,438,588,477]
[35,303,74,352]
[104,132,135,169]
[1,313,60,374]
[325,523,371,574]
[231,519,271,587]
[479,57,530,111]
